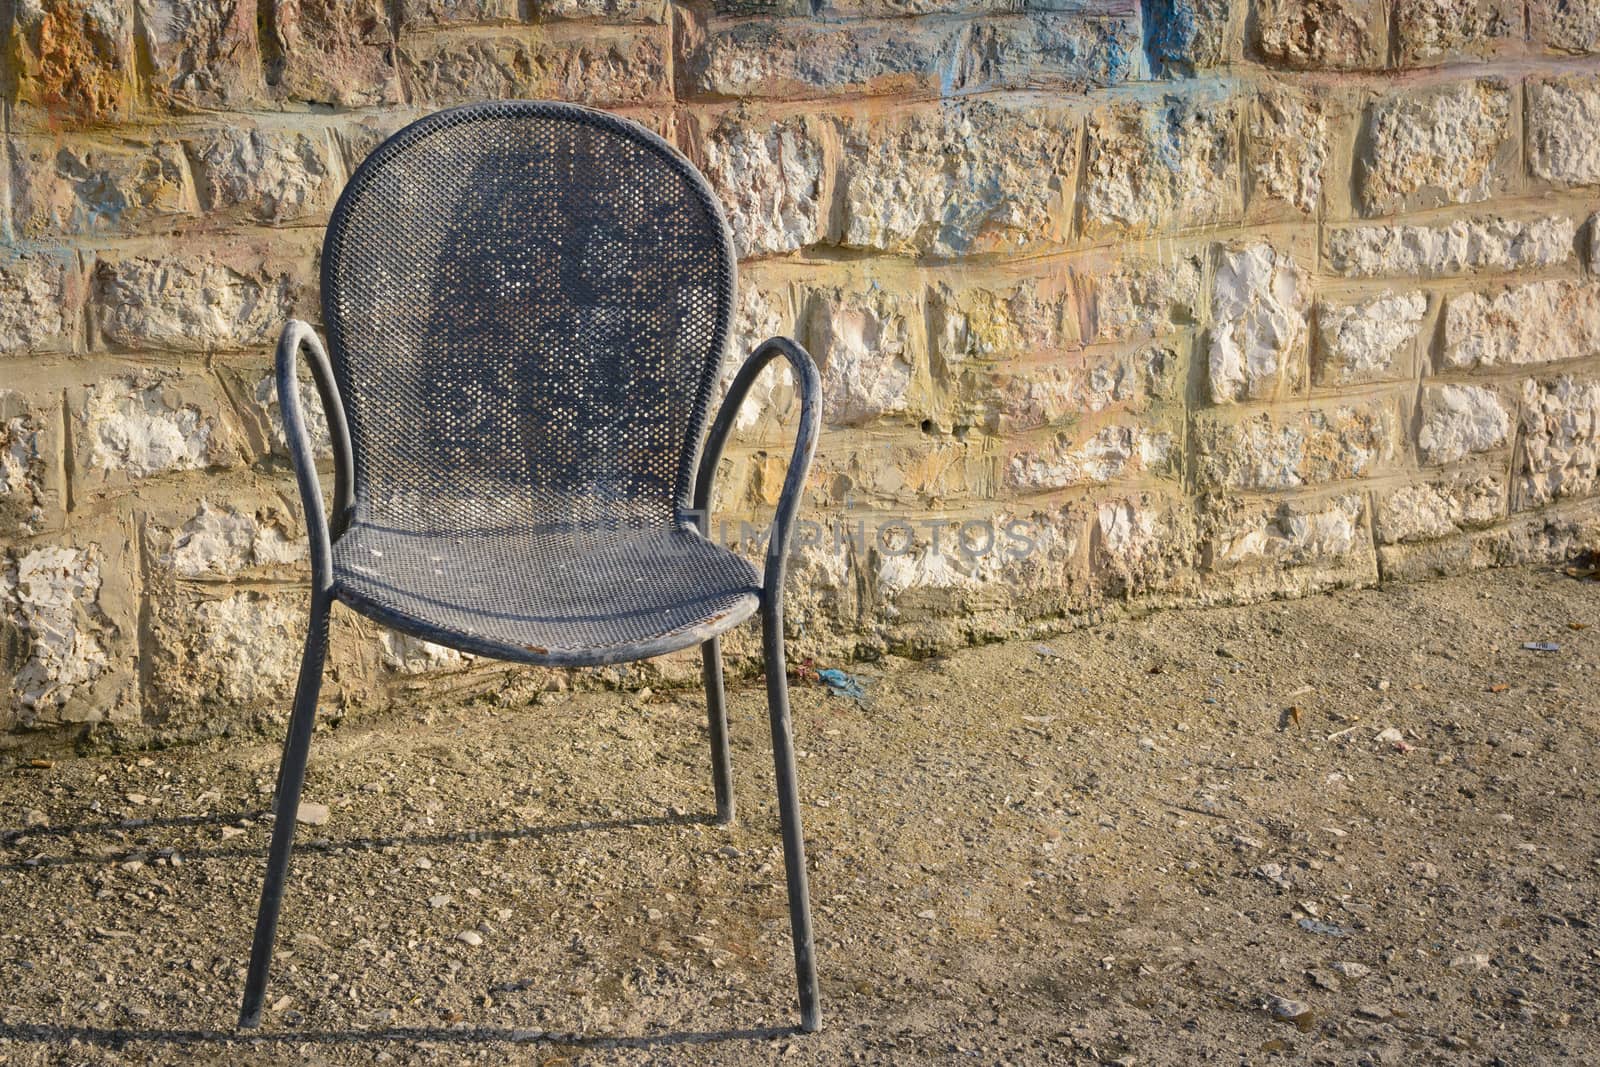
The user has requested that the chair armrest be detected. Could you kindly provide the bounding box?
[277,320,355,593]
[692,336,821,603]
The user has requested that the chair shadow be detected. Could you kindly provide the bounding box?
[0,1020,795,1051]
[0,810,716,873]
[1,809,789,1050]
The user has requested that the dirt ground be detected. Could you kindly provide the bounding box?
[2,565,1598,1065]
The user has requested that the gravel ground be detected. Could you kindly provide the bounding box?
[2,565,1598,1065]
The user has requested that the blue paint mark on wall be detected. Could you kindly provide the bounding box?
[1143,0,1213,78]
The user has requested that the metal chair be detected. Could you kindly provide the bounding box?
[238,101,822,1033]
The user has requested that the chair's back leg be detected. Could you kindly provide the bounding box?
[701,637,736,825]
[238,593,333,1028]
[760,605,821,1032]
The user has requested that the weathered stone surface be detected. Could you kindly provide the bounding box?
[1143,0,1232,75]
[1378,502,1600,581]
[93,251,303,351]
[1209,242,1310,404]
[1590,213,1600,272]
[1078,252,1204,342]
[1518,375,1600,509]
[247,371,332,458]
[380,631,471,673]
[149,591,305,712]
[0,393,62,538]
[685,13,1136,99]
[74,374,242,483]
[1418,384,1512,465]
[1360,80,1514,216]
[1092,492,1199,597]
[401,26,669,106]
[1376,470,1505,543]
[1247,87,1327,215]
[10,137,195,237]
[1315,290,1427,385]
[1326,216,1577,277]
[1081,91,1240,237]
[1,253,78,356]
[958,344,1179,433]
[187,128,336,224]
[152,499,305,579]
[1008,423,1176,490]
[837,102,1076,258]
[1442,280,1600,368]
[1193,398,1396,490]
[540,0,666,20]
[397,0,517,24]
[1393,0,1518,64]
[11,0,136,122]
[2,542,130,725]
[698,112,826,259]
[1208,492,1366,570]
[932,276,1078,364]
[137,0,265,109]
[805,285,921,426]
[1530,0,1600,53]
[721,279,798,433]
[266,0,401,107]
[1255,0,1384,69]
[1528,76,1600,187]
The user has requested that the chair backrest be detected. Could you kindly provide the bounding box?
[321,102,736,534]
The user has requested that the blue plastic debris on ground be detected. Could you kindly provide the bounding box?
[817,668,866,700]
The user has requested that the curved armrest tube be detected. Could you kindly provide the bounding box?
[693,336,822,603]
[277,320,355,592]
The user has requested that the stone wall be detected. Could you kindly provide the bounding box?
[2,0,1599,744]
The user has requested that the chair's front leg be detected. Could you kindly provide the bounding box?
[701,636,736,825]
[238,590,333,1029]
[761,600,821,1033]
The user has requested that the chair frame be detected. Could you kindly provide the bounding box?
[237,110,823,1034]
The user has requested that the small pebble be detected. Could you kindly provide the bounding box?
[457,930,483,947]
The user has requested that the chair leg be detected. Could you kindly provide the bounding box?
[238,593,332,1029]
[701,637,735,825]
[760,605,821,1033]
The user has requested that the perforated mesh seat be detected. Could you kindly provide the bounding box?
[333,520,760,665]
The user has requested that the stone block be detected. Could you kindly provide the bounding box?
[1314,290,1427,385]
[1417,384,1513,465]
[1246,86,1328,216]
[683,12,1136,100]
[137,0,265,109]
[958,343,1179,433]
[1007,422,1176,490]
[401,26,670,107]
[1,524,138,729]
[930,275,1079,365]
[836,102,1077,258]
[70,371,245,491]
[1375,469,1506,544]
[0,391,65,538]
[1517,374,1600,509]
[93,247,309,352]
[1091,492,1200,598]
[804,283,923,427]
[1081,91,1240,237]
[145,589,307,719]
[1254,0,1384,69]
[696,111,827,259]
[1393,0,1518,65]
[397,0,518,24]
[1,252,82,357]
[1360,80,1515,216]
[1193,397,1397,490]
[186,127,338,224]
[11,0,136,123]
[539,0,666,20]
[1206,491,1368,571]
[1143,0,1233,75]
[145,496,307,581]
[9,137,197,237]
[1530,0,1600,53]
[1076,251,1204,342]
[1208,242,1311,404]
[265,0,401,107]
[1442,279,1600,368]
[1325,215,1577,277]
[1528,76,1600,187]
